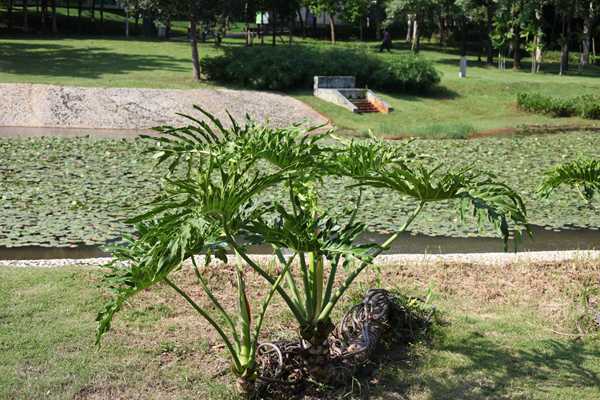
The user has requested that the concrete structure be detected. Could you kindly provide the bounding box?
[313,76,392,114]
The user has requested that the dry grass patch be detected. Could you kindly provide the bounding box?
[1,260,599,399]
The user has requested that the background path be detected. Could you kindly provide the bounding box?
[0,83,327,130]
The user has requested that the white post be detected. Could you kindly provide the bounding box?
[459,56,467,78]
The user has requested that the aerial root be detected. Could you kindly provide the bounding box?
[255,288,434,396]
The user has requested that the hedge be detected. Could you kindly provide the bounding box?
[200,45,441,92]
[517,92,600,120]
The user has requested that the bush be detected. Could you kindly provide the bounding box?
[200,45,440,92]
[370,56,441,92]
[517,92,600,119]
[578,95,600,119]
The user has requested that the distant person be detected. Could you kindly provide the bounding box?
[379,29,392,53]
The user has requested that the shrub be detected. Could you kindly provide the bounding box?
[201,45,440,92]
[517,92,600,119]
[578,95,600,119]
[370,56,441,92]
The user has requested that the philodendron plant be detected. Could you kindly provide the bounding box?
[539,158,600,203]
[96,107,529,395]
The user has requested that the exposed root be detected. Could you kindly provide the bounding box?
[255,289,435,398]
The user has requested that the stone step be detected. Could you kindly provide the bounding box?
[350,99,380,113]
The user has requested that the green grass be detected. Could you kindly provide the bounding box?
[0,36,230,88]
[2,36,600,137]
[1,261,598,399]
[296,42,600,138]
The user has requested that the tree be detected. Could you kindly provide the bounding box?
[307,0,341,44]
[386,0,435,53]
[579,1,599,66]
[341,0,371,40]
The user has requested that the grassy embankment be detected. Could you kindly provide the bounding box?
[1,260,599,399]
[1,35,600,137]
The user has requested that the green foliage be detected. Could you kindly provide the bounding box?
[538,159,600,202]
[200,45,440,92]
[517,92,600,119]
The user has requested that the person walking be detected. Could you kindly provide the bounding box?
[379,29,392,52]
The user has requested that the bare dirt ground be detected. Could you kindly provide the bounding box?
[0,83,327,131]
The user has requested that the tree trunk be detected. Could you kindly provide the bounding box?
[77,0,82,34]
[7,0,13,30]
[359,17,364,41]
[297,8,305,38]
[100,0,104,26]
[272,9,277,46]
[91,0,96,24]
[23,0,28,32]
[51,0,57,33]
[411,15,420,53]
[531,8,543,73]
[304,8,310,38]
[486,5,494,64]
[66,0,69,16]
[438,15,447,46]
[581,1,593,66]
[559,15,569,75]
[406,14,413,42]
[41,0,48,32]
[190,16,201,81]
[125,8,130,37]
[512,25,521,70]
[328,14,336,44]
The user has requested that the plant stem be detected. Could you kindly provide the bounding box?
[164,277,243,372]
[225,232,306,324]
[191,257,240,348]
[317,202,425,322]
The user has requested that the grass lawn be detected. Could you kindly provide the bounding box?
[1,260,599,399]
[2,36,600,137]
[2,132,600,248]
[0,36,222,89]
[296,42,600,138]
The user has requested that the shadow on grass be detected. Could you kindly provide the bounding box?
[0,40,190,79]
[374,332,600,399]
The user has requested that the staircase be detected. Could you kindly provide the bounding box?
[351,99,380,113]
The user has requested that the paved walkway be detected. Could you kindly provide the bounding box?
[0,83,327,131]
[2,250,599,268]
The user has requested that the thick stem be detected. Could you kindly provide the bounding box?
[191,257,240,347]
[225,233,306,324]
[317,202,425,323]
[164,277,243,372]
